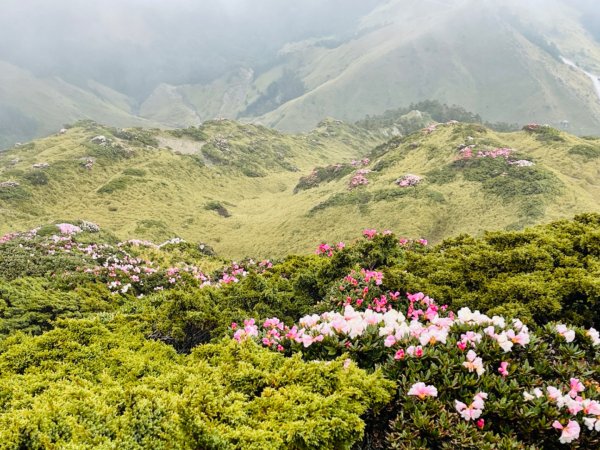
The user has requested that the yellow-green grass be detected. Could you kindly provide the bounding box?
[1,120,599,259]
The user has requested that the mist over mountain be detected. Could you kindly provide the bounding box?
[1,0,600,148]
[0,0,377,100]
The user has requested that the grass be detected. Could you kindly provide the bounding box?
[1,121,599,259]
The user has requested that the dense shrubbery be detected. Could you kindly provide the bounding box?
[356,100,520,133]
[522,124,565,142]
[294,163,354,193]
[0,319,392,449]
[1,216,599,448]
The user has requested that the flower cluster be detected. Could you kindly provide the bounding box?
[455,392,487,421]
[348,172,369,190]
[509,159,535,167]
[395,174,422,187]
[477,148,513,159]
[56,223,82,235]
[350,158,370,167]
[315,242,345,256]
[524,381,600,443]
[235,289,599,445]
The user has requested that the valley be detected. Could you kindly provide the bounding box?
[1,117,600,258]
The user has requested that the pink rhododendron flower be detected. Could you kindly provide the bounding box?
[569,378,585,398]
[583,416,600,432]
[556,324,575,342]
[455,392,487,421]
[498,361,509,377]
[586,327,599,346]
[476,419,485,429]
[547,386,562,402]
[407,382,437,399]
[463,350,485,376]
[384,335,397,347]
[552,420,580,444]
[56,223,82,235]
[363,229,377,239]
[394,349,405,360]
[582,399,600,416]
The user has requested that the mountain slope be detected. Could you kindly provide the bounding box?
[2,0,600,147]
[0,60,156,149]
[1,119,600,258]
[254,0,600,134]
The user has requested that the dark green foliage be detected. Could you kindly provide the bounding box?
[0,185,30,202]
[22,171,49,186]
[454,157,562,199]
[381,215,600,326]
[357,101,521,134]
[84,141,134,160]
[309,187,442,215]
[201,145,227,164]
[369,136,407,159]
[0,238,91,281]
[0,278,114,337]
[204,201,231,218]
[170,126,209,142]
[522,124,565,142]
[294,163,353,193]
[425,166,457,184]
[569,144,600,159]
[240,164,266,178]
[112,128,159,147]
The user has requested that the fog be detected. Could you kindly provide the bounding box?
[0,0,379,99]
[1,0,599,100]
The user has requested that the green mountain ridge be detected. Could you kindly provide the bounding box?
[1,118,600,258]
[2,0,600,147]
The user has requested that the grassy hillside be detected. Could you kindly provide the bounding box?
[255,0,600,134]
[1,119,600,258]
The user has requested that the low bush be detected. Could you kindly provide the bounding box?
[0,319,392,449]
[569,144,600,160]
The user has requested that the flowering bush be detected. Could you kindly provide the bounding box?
[237,292,600,447]
[56,223,82,235]
[348,172,369,190]
[395,174,422,187]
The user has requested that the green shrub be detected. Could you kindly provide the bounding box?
[0,185,30,202]
[204,201,231,218]
[0,278,114,337]
[170,126,209,142]
[522,124,565,142]
[22,171,49,186]
[569,144,600,160]
[0,319,392,449]
[426,166,457,184]
[294,164,353,193]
